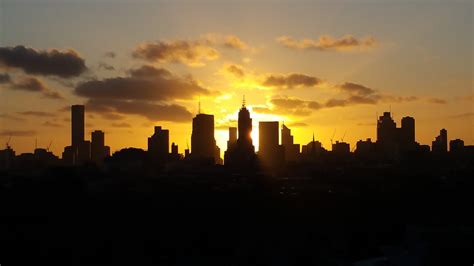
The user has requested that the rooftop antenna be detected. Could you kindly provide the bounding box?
[35,138,37,150]
[242,95,246,108]
[312,132,315,142]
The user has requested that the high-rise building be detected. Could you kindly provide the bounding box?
[227,127,237,150]
[432,128,448,153]
[258,121,282,168]
[450,139,464,154]
[401,116,415,144]
[148,126,169,161]
[377,112,397,144]
[332,141,350,156]
[281,124,300,162]
[224,98,256,168]
[91,130,109,164]
[191,113,217,161]
[71,105,85,148]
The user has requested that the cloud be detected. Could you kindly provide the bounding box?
[0,45,87,77]
[427,97,447,104]
[0,129,37,137]
[287,122,308,127]
[9,76,64,99]
[111,122,131,128]
[277,35,377,52]
[86,99,193,122]
[253,97,322,117]
[43,121,63,127]
[223,35,248,50]
[17,111,56,117]
[100,113,125,120]
[0,113,26,121]
[75,65,209,101]
[448,112,474,119]
[98,62,115,71]
[225,64,245,78]
[103,51,116,58]
[0,73,11,84]
[338,82,376,96]
[133,40,220,66]
[262,73,321,89]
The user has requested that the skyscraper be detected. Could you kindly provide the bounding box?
[432,128,448,153]
[191,113,217,161]
[227,127,237,150]
[224,98,256,169]
[148,126,169,161]
[377,112,397,144]
[401,116,415,144]
[258,121,280,166]
[91,130,109,164]
[71,105,85,149]
[281,124,300,162]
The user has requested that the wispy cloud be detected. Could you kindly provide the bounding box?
[277,35,377,52]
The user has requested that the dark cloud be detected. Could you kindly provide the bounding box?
[9,76,64,99]
[0,129,37,137]
[98,62,115,71]
[339,82,376,96]
[75,65,209,101]
[0,45,87,78]
[262,73,321,89]
[0,113,26,121]
[86,99,192,122]
[253,97,321,117]
[277,35,377,52]
[0,73,11,84]
[448,112,474,119]
[287,122,308,127]
[225,64,245,78]
[132,40,219,66]
[17,111,56,117]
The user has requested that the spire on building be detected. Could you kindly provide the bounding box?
[242,95,246,108]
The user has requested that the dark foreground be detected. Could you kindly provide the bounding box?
[1,166,473,265]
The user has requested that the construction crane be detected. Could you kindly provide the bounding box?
[341,130,347,142]
[5,136,11,149]
[330,129,336,145]
[47,140,53,152]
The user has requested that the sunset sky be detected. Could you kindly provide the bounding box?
[0,0,472,156]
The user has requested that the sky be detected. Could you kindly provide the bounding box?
[0,0,472,156]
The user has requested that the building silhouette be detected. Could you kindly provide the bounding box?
[258,121,283,169]
[301,134,325,161]
[224,98,256,169]
[450,139,464,154]
[191,113,220,163]
[227,127,237,151]
[148,126,169,162]
[63,105,90,165]
[91,130,110,164]
[432,128,448,153]
[376,112,420,158]
[332,141,350,157]
[281,124,300,162]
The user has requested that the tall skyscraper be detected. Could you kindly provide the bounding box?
[281,124,300,162]
[227,127,237,150]
[401,116,415,144]
[258,121,283,169]
[377,112,397,144]
[224,98,256,168]
[148,126,169,161]
[71,105,85,148]
[191,113,217,161]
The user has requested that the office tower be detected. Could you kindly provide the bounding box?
[148,126,169,161]
[238,100,253,146]
[258,121,282,168]
[401,116,415,144]
[301,134,324,161]
[332,141,350,156]
[91,130,108,163]
[432,128,448,153]
[227,127,237,150]
[191,113,217,161]
[281,124,300,162]
[377,112,397,144]
[171,142,178,155]
[224,98,256,168]
[450,139,464,153]
[71,105,85,148]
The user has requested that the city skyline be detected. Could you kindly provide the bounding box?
[0,0,473,156]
